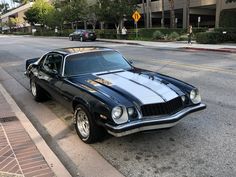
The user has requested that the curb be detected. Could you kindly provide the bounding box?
[181,47,236,53]
[0,82,71,177]
[97,39,142,46]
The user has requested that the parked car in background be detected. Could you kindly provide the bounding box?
[25,47,206,144]
[69,29,96,42]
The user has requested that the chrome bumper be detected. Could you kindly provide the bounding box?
[105,103,206,137]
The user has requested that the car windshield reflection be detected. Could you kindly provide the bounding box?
[64,51,132,77]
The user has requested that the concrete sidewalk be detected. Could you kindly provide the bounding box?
[0,84,71,177]
[98,38,236,53]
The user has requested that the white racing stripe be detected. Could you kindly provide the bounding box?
[98,71,178,104]
[116,71,178,101]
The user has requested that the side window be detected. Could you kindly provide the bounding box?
[53,54,63,73]
[38,55,47,66]
[42,53,63,74]
[43,55,54,72]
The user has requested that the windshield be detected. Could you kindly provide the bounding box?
[64,51,132,76]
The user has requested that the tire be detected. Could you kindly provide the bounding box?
[69,36,73,41]
[30,78,46,102]
[74,104,104,143]
[80,36,84,42]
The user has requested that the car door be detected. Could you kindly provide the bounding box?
[37,53,64,101]
[74,30,81,40]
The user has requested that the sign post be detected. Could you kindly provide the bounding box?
[132,11,141,39]
[198,16,201,28]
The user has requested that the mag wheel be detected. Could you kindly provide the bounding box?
[74,105,104,143]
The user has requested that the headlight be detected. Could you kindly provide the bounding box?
[190,89,201,104]
[112,106,123,119]
[111,106,128,124]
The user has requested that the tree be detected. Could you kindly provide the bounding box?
[24,0,54,27]
[168,0,175,28]
[0,3,9,14]
[97,0,139,33]
[85,4,99,31]
[24,7,40,26]
[52,0,88,29]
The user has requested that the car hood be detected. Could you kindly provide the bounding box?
[68,70,184,106]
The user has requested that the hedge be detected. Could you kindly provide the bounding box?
[196,32,223,44]
[214,28,236,42]
[34,29,74,37]
[219,9,236,28]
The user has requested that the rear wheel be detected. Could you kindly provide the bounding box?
[74,105,104,143]
[69,36,73,41]
[30,78,46,102]
[80,36,84,42]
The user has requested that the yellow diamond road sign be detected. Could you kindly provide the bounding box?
[132,11,141,23]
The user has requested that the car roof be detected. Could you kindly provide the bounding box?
[52,47,114,55]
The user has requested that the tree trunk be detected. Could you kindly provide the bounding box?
[161,0,165,28]
[169,0,175,28]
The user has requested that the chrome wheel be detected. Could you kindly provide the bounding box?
[76,108,90,139]
[31,80,37,97]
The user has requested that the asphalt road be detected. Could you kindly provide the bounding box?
[1,35,236,177]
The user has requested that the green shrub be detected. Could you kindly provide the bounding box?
[214,28,236,42]
[152,30,164,40]
[168,32,179,40]
[219,9,236,28]
[12,32,32,35]
[177,34,189,41]
[196,32,223,44]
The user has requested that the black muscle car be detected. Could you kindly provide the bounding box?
[25,47,206,143]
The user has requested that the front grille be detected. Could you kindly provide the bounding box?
[141,97,183,117]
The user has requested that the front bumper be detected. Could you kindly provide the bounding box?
[105,103,206,137]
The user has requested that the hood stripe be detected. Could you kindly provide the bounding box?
[114,73,167,102]
[99,73,165,104]
[116,71,178,101]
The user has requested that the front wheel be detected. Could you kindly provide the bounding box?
[74,105,104,143]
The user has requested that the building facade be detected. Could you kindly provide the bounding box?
[138,0,236,28]
[0,3,33,32]
[1,0,236,31]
